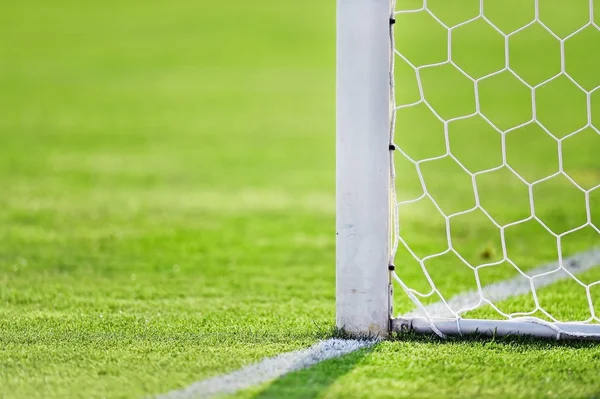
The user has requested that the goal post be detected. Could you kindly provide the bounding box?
[336,0,393,337]
[336,0,600,340]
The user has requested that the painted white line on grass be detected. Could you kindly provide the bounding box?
[405,249,600,318]
[155,339,375,399]
[157,249,600,399]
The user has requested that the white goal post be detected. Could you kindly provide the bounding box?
[336,0,600,340]
[336,0,392,337]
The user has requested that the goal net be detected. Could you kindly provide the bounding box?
[336,0,600,340]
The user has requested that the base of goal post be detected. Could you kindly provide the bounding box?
[392,317,600,341]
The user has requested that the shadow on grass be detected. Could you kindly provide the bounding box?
[242,327,597,399]
[390,330,600,349]
[249,345,374,399]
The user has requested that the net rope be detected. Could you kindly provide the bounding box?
[389,0,600,338]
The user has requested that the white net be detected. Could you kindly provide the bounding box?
[390,0,600,338]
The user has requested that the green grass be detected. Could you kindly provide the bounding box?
[0,1,335,397]
[0,0,599,398]
[234,337,600,399]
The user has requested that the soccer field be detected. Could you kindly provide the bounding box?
[0,1,599,398]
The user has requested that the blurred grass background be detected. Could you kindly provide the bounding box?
[0,1,337,397]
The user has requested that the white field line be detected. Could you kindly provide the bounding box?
[155,249,600,399]
[404,248,600,318]
[154,339,375,399]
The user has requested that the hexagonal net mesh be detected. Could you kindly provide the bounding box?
[389,0,600,338]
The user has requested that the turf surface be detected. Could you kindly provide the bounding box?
[0,0,599,398]
[234,337,600,399]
